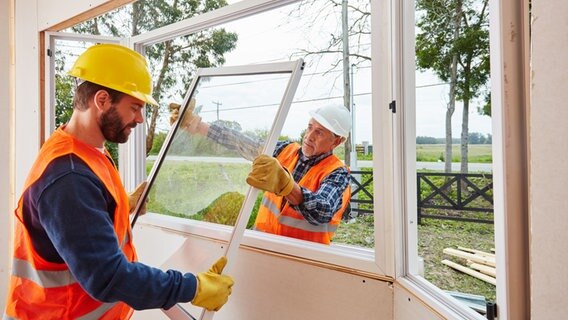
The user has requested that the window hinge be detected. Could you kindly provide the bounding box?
[389,100,396,113]
[47,48,52,57]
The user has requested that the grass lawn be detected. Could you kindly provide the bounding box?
[416,144,492,163]
[334,213,496,303]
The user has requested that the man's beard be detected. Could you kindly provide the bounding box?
[100,105,137,143]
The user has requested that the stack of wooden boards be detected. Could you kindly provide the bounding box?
[442,246,496,285]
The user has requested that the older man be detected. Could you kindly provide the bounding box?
[172,102,352,244]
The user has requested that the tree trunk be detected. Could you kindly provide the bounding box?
[445,0,462,173]
[146,40,173,155]
[460,98,469,174]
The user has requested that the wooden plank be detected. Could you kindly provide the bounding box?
[443,248,496,267]
[468,262,497,277]
[442,259,496,285]
[457,246,496,258]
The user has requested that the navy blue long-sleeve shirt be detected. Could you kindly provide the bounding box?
[22,154,197,310]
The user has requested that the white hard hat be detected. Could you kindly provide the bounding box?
[309,104,352,137]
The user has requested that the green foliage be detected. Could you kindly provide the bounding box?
[105,142,119,167]
[201,192,245,225]
[54,57,74,128]
[66,0,239,154]
[149,132,167,155]
[248,193,263,229]
[416,0,491,114]
[201,192,262,230]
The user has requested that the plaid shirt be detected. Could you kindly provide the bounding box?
[208,123,350,225]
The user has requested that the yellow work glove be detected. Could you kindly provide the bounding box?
[192,257,235,312]
[169,99,201,134]
[246,155,295,196]
[128,181,147,215]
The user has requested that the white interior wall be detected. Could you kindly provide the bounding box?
[131,223,394,320]
[530,1,568,319]
[13,0,40,206]
[0,0,14,307]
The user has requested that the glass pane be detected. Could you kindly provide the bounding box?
[147,72,291,228]
[414,0,495,314]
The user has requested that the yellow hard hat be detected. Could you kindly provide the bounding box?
[68,44,158,106]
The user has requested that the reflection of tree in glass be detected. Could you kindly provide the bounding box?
[147,162,250,219]
[201,192,244,225]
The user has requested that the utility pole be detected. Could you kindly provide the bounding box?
[212,101,222,121]
[342,0,353,167]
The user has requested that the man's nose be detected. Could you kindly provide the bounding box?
[134,109,144,123]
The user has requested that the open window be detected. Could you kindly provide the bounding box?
[43,32,122,141]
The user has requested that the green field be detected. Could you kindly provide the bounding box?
[416,144,492,163]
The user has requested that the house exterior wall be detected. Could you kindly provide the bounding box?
[530,1,568,319]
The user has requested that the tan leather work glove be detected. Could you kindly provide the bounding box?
[169,99,201,134]
[192,257,235,311]
[246,155,295,196]
[128,181,147,215]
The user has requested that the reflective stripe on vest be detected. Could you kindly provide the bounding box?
[254,143,350,244]
[5,127,136,320]
[261,197,338,233]
[11,258,76,288]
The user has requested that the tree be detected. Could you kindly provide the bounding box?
[416,0,490,173]
[67,0,238,155]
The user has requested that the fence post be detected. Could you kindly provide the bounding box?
[417,173,422,225]
[349,159,360,218]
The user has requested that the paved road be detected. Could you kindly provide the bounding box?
[148,156,492,172]
[353,160,492,172]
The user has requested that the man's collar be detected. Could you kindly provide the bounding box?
[298,148,333,164]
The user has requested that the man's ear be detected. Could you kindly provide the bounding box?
[93,90,111,111]
[333,136,346,149]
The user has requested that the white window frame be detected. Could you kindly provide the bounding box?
[387,0,530,318]
[128,0,390,277]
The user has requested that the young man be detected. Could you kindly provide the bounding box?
[4,44,233,319]
[171,101,352,245]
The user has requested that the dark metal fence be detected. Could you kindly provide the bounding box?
[417,172,494,224]
[345,170,374,220]
[346,170,494,224]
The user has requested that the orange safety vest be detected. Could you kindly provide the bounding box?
[4,127,137,320]
[254,143,351,244]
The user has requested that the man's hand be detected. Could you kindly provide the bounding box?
[192,257,235,311]
[169,99,202,134]
[128,181,147,215]
[246,155,295,196]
